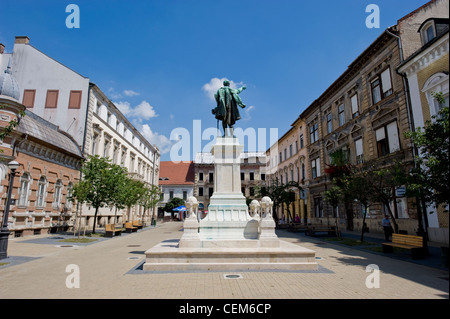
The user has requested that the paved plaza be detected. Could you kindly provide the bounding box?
[0,222,448,300]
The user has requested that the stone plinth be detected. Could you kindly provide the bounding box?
[143,136,317,272]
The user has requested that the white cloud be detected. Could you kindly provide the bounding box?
[134,101,158,120]
[114,100,158,120]
[141,124,172,154]
[244,105,255,121]
[123,89,140,97]
[202,77,241,101]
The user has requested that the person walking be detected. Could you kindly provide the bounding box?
[382,215,392,241]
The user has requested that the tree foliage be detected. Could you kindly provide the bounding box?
[406,101,449,207]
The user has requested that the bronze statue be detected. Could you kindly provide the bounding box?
[212,80,246,137]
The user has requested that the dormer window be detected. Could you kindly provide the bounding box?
[419,18,449,46]
[421,21,436,45]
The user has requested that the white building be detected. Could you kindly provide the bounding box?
[0,36,160,228]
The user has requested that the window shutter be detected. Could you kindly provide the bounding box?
[376,127,385,141]
[351,94,358,114]
[68,90,82,109]
[381,68,392,94]
[387,121,400,152]
[22,90,36,108]
[45,90,59,108]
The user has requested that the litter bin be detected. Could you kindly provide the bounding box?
[152,219,156,226]
[441,247,449,268]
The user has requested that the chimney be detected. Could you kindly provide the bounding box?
[15,36,30,44]
[0,43,5,54]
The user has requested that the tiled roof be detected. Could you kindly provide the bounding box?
[159,161,195,185]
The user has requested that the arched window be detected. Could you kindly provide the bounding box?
[422,72,449,119]
[18,173,31,206]
[53,179,63,208]
[36,176,47,208]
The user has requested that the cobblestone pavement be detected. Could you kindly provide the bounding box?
[0,222,448,300]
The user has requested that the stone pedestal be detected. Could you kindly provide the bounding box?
[199,137,258,240]
[143,136,317,272]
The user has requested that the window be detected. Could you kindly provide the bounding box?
[66,182,73,209]
[250,172,254,181]
[199,172,204,181]
[103,137,111,158]
[289,144,293,157]
[36,176,47,208]
[421,21,436,45]
[241,172,245,181]
[376,121,400,157]
[279,152,282,163]
[311,158,321,179]
[68,90,82,109]
[371,78,382,104]
[327,113,332,134]
[249,187,255,197]
[91,133,99,155]
[422,73,449,118]
[183,191,187,200]
[22,90,36,108]
[314,197,323,218]
[54,180,63,208]
[121,149,127,167]
[284,149,287,161]
[209,172,214,182]
[107,112,112,125]
[261,173,266,181]
[310,123,319,144]
[371,68,393,104]
[351,94,359,118]
[300,134,304,148]
[18,173,31,206]
[169,190,174,200]
[45,90,59,108]
[295,141,298,154]
[301,163,305,182]
[208,187,214,197]
[338,104,345,126]
[355,138,364,164]
[198,187,204,197]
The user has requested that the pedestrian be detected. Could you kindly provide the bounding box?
[382,215,392,241]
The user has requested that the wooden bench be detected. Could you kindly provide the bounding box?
[288,223,308,232]
[382,233,425,259]
[125,222,138,233]
[105,224,122,238]
[306,224,337,237]
[132,220,143,229]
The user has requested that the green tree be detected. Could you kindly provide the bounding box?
[121,178,146,222]
[163,197,185,220]
[76,155,123,233]
[139,184,161,224]
[406,101,449,207]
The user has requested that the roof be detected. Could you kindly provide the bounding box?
[158,161,195,185]
[16,109,83,158]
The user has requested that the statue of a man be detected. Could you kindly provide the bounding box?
[212,80,246,137]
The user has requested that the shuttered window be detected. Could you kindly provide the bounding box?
[22,90,36,108]
[68,90,82,109]
[45,90,59,108]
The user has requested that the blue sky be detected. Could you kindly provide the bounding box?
[0,0,429,161]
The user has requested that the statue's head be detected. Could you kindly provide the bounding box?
[223,80,230,86]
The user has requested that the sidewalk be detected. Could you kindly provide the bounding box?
[0,221,448,299]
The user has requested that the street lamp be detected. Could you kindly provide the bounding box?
[0,160,20,260]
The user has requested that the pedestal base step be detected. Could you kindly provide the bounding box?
[143,239,318,271]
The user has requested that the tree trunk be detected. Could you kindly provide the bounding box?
[360,205,368,242]
[92,206,99,234]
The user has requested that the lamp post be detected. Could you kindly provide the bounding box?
[0,160,20,260]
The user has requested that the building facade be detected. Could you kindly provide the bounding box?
[265,117,310,223]
[158,161,195,219]
[194,152,266,214]
[397,16,449,244]
[0,36,160,231]
[1,71,83,237]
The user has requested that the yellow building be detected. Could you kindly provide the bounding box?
[398,17,449,244]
